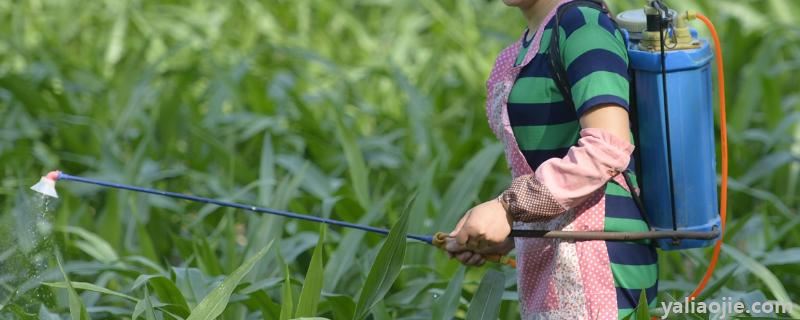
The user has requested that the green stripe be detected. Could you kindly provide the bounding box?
[604,217,649,232]
[561,17,628,67]
[606,182,632,197]
[538,28,553,54]
[617,308,634,320]
[570,71,629,109]
[578,7,601,33]
[512,121,580,150]
[507,77,563,104]
[616,289,659,319]
[626,171,639,189]
[611,263,658,289]
[515,44,529,66]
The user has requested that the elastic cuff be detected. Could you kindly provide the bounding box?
[501,174,566,222]
[579,128,634,157]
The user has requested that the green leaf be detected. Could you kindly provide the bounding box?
[55,251,89,320]
[132,286,157,320]
[739,151,798,185]
[696,266,737,301]
[432,265,465,319]
[58,226,119,264]
[322,294,356,320]
[295,226,326,317]
[722,244,800,319]
[186,241,274,320]
[466,269,505,320]
[333,112,370,209]
[43,281,138,302]
[323,192,390,292]
[130,275,190,317]
[353,196,413,320]
[436,143,503,231]
[244,289,281,319]
[193,237,224,276]
[635,289,650,320]
[279,255,294,320]
[5,304,37,319]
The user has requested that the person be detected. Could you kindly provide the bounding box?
[444,0,658,319]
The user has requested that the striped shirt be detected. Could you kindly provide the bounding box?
[507,5,658,319]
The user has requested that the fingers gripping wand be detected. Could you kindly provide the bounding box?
[31,171,519,268]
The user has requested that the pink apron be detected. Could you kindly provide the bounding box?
[485,1,621,318]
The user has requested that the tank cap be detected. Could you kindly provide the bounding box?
[616,8,677,34]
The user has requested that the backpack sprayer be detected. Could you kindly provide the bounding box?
[546,0,728,298]
[29,0,727,298]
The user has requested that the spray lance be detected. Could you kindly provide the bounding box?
[31,171,520,266]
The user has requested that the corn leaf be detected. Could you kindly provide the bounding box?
[55,252,89,320]
[465,269,504,320]
[353,196,413,320]
[186,241,274,320]
[333,112,371,209]
[295,226,326,317]
[432,265,465,319]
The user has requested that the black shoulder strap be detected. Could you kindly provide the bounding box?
[547,0,610,109]
[547,1,651,229]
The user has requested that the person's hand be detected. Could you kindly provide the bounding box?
[449,198,513,253]
[444,237,514,266]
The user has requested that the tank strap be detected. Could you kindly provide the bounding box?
[548,0,612,109]
[622,170,653,230]
[548,1,653,230]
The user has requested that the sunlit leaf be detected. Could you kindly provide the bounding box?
[186,241,274,320]
[353,196,413,320]
[466,269,504,320]
[295,226,326,317]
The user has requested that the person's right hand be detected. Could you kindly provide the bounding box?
[444,236,514,266]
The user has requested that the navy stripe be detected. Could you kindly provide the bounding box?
[606,242,658,265]
[521,148,571,170]
[597,11,618,35]
[576,95,629,116]
[522,29,534,47]
[605,195,642,220]
[616,284,658,309]
[628,158,637,172]
[517,54,553,78]
[544,17,557,30]
[566,49,628,86]
[507,102,576,126]
[558,6,586,38]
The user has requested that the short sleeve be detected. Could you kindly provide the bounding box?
[558,6,630,117]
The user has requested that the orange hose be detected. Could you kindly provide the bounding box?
[688,13,728,299]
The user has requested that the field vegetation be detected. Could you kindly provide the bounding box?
[0,0,798,319]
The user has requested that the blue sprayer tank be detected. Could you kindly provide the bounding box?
[617,9,720,250]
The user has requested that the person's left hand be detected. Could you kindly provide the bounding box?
[448,198,513,252]
[444,237,514,266]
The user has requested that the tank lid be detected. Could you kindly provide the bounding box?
[616,8,677,33]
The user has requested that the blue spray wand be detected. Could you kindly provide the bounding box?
[30,171,517,267]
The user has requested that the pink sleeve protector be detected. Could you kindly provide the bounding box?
[500,128,634,222]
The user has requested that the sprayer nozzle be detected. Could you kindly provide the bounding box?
[46,171,61,181]
[31,176,59,198]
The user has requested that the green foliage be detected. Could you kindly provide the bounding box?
[0,0,798,319]
[295,226,326,318]
[466,269,505,320]
[187,241,273,320]
[354,197,412,320]
[55,252,88,320]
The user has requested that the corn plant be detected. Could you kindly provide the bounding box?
[0,0,798,319]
